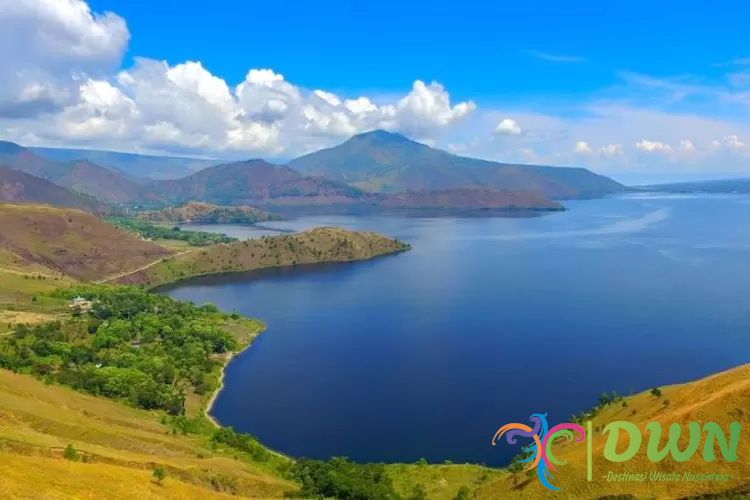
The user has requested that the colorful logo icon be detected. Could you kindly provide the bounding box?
[493,413,586,491]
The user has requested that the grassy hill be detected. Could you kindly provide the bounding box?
[0,353,295,498]
[136,201,285,224]
[0,166,110,214]
[473,364,750,499]
[115,227,411,287]
[0,203,169,281]
[290,130,625,199]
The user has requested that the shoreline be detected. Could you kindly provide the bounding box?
[202,324,292,461]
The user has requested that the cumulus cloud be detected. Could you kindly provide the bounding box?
[575,141,593,154]
[680,140,696,152]
[0,0,129,117]
[494,118,522,136]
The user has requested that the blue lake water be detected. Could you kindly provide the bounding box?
[161,194,750,466]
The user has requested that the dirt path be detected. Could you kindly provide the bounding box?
[95,251,192,284]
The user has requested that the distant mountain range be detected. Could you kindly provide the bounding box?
[1,131,631,213]
[29,146,218,180]
[639,178,750,194]
[0,166,108,214]
[290,130,624,199]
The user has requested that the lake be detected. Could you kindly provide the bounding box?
[160,194,750,466]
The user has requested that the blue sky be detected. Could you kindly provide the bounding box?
[2,0,750,182]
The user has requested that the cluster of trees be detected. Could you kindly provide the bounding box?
[211,427,271,462]
[0,285,239,415]
[287,457,400,500]
[106,217,237,246]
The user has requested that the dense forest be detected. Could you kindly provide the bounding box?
[0,285,247,415]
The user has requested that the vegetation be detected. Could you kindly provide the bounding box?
[106,217,237,246]
[135,201,285,224]
[115,227,411,287]
[0,285,256,415]
[0,203,169,281]
[287,457,399,499]
[152,466,166,485]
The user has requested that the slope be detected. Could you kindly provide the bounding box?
[0,203,169,281]
[290,130,625,198]
[142,159,370,207]
[0,141,63,180]
[114,227,410,287]
[0,368,295,499]
[0,166,109,214]
[53,160,144,204]
[476,363,750,499]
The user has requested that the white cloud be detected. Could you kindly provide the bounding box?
[0,0,129,117]
[494,118,522,136]
[635,139,672,153]
[724,135,745,149]
[3,0,750,175]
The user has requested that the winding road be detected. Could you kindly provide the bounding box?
[95,251,192,284]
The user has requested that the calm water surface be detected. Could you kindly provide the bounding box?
[161,194,750,466]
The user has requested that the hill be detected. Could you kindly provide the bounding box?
[290,130,625,199]
[0,166,110,214]
[114,227,410,287]
[380,187,564,210]
[0,141,66,180]
[137,201,285,224]
[30,146,219,180]
[142,160,372,208]
[0,203,169,281]
[54,160,144,204]
[474,363,750,499]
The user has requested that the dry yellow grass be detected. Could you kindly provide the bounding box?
[0,370,295,498]
[476,363,750,499]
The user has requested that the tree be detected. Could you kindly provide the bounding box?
[651,387,662,398]
[408,484,428,500]
[64,444,79,461]
[153,466,166,485]
[453,485,470,500]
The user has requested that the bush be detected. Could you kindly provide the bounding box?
[153,466,166,485]
[651,387,662,398]
[453,485,470,500]
[63,444,79,461]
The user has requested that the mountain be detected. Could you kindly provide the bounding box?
[0,142,142,204]
[289,130,625,199]
[142,159,371,207]
[380,187,564,210]
[640,177,750,194]
[30,146,219,180]
[53,161,143,204]
[0,166,110,214]
[136,201,285,223]
[0,202,168,280]
[0,141,64,180]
